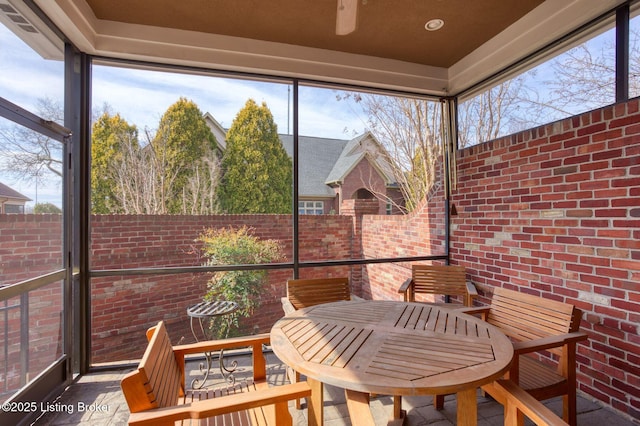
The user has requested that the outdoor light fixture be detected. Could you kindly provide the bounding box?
[425,19,444,31]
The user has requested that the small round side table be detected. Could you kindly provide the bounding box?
[186,300,239,389]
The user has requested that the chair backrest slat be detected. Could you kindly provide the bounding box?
[486,288,581,356]
[411,265,467,296]
[123,321,181,412]
[287,277,351,310]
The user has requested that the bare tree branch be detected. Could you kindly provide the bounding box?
[0,97,64,185]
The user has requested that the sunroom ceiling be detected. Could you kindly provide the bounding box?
[35,0,625,96]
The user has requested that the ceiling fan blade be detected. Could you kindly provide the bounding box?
[336,0,358,35]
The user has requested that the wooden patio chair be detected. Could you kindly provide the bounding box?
[457,287,589,426]
[397,264,478,307]
[280,277,357,407]
[494,379,569,426]
[120,321,310,425]
[281,277,355,315]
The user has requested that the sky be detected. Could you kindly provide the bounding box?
[0,23,368,209]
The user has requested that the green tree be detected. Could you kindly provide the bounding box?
[218,99,292,213]
[33,202,62,214]
[91,111,139,213]
[152,98,217,213]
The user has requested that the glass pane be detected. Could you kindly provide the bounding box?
[629,13,640,99]
[0,114,64,286]
[0,21,63,118]
[90,65,293,268]
[299,85,445,262]
[459,26,616,148]
[0,20,65,286]
[0,281,63,404]
[0,13,66,407]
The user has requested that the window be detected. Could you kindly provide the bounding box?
[459,23,616,147]
[299,201,324,215]
[4,204,24,214]
[0,18,66,408]
[90,63,294,363]
[87,68,447,365]
[629,12,640,99]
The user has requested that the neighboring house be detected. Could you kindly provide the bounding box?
[204,114,404,215]
[203,112,227,154]
[0,182,31,214]
[281,133,403,215]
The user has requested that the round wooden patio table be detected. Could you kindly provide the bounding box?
[270,299,513,426]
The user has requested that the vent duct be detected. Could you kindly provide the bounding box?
[0,0,63,60]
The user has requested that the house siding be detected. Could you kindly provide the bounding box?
[340,156,390,214]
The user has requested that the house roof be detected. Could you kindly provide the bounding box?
[325,132,394,186]
[30,0,623,97]
[0,182,31,202]
[281,133,397,198]
[280,134,349,198]
[205,113,392,198]
[202,112,227,151]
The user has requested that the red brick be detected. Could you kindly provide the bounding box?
[595,209,628,217]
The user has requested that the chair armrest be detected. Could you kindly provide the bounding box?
[173,333,271,356]
[512,331,589,355]
[494,379,569,426]
[127,382,312,426]
[281,297,296,315]
[455,306,490,316]
[466,281,478,297]
[398,278,413,293]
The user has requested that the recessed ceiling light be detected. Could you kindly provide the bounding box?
[425,19,444,31]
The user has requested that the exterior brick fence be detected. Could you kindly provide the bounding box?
[89,213,355,362]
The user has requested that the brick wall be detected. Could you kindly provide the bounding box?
[0,214,63,286]
[449,101,640,420]
[359,178,447,300]
[355,99,640,420]
[0,214,64,391]
[0,213,355,369]
[89,214,354,362]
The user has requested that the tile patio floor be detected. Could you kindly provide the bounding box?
[34,351,638,426]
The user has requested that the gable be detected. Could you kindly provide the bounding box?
[0,182,31,202]
[325,132,395,186]
[203,112,228,151]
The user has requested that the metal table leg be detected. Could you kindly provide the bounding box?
[187,301,239,389]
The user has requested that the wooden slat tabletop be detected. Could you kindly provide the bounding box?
[271,300,513,397]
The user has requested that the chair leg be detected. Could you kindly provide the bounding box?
[564,393,577,426]
[287,366,302,409]
[393,395,403,420]
[434,394,445,410]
